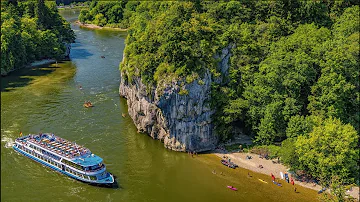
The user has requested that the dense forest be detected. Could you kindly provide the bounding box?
[83,0,360,190]
[1,0,75,75]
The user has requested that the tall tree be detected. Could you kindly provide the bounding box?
[295,117,359,184]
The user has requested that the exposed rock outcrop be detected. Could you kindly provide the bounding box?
[119,44,234,152]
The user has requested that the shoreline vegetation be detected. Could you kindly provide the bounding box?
[75,21,128,31]
[78,2,359,200]
[1,59,58,76]
[1,59,57,76]
[211,150,359,201]
[1,1,75,76]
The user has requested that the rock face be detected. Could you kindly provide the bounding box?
[119,44,233,152]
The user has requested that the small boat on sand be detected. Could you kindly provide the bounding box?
[273,181,282,186]
[258,179,268,183]
[227,186,238,191]
[318,187,326,194]
[221,159,237,169]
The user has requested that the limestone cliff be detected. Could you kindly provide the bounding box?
[119,44,234,152]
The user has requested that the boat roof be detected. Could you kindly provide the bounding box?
[16,133,103,166]
[72,154,103,166]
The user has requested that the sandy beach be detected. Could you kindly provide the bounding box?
[75,21,128,31]
[213,150,359,200]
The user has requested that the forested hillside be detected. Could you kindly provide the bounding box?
[1,0,75,75]
[82,1,359,187]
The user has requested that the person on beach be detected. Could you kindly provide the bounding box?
[280,171,284,180]
[294,187,297,193]
[285,172,289,183]
[271,173,275,181]
[291,178,294,185]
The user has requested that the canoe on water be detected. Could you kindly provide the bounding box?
[83,103,94,108]
[258,179,268,184]
[227,186,238,191]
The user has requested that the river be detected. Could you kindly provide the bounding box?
[1,9,318,202]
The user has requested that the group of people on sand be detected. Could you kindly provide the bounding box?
[188,150,197,157]
[275,172,297,192]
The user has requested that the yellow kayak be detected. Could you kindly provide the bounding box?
[258,179,268,184]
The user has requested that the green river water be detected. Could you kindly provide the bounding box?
[1,10,318,202]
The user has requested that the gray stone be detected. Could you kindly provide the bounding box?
[119,45,234,152]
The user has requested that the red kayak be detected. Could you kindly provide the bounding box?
[227,186,238,191]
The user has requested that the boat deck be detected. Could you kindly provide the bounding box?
[20,133,90,160]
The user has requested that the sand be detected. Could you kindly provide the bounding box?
[75,21,128,31]
[213,149,359,200]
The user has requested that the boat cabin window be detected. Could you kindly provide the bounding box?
[88,163,104,171]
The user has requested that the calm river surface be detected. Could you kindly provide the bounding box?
[1,9,317,202]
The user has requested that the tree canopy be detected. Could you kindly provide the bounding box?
[81,1,359,185]
[1,0,75,75]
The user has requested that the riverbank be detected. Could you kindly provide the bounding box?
[213,149,359,200]
[25,59,57,68]
[1,59,57,76]
[75,21,128,31]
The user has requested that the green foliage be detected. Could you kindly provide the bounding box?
[78,1,129,28]
[250,145,281,159]
[1,0,75,75]
[295,117,359,184]
[279,138,300,169]
[178,88,189,96]
[286,115,319,138]
[94,13,107,26]
[319,176,351,202]
[308,6,359,132]
[93,1,359,185]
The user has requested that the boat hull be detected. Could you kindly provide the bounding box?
[13,145,115,187]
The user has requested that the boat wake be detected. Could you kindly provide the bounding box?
[2,136,15,148]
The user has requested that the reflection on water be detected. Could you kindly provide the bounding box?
[1,9,318,202]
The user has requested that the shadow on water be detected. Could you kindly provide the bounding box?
[70,48,94,59]
[1,64,62,92]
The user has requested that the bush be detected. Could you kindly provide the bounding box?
[250,145,281,159]
[178,88,189,95]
